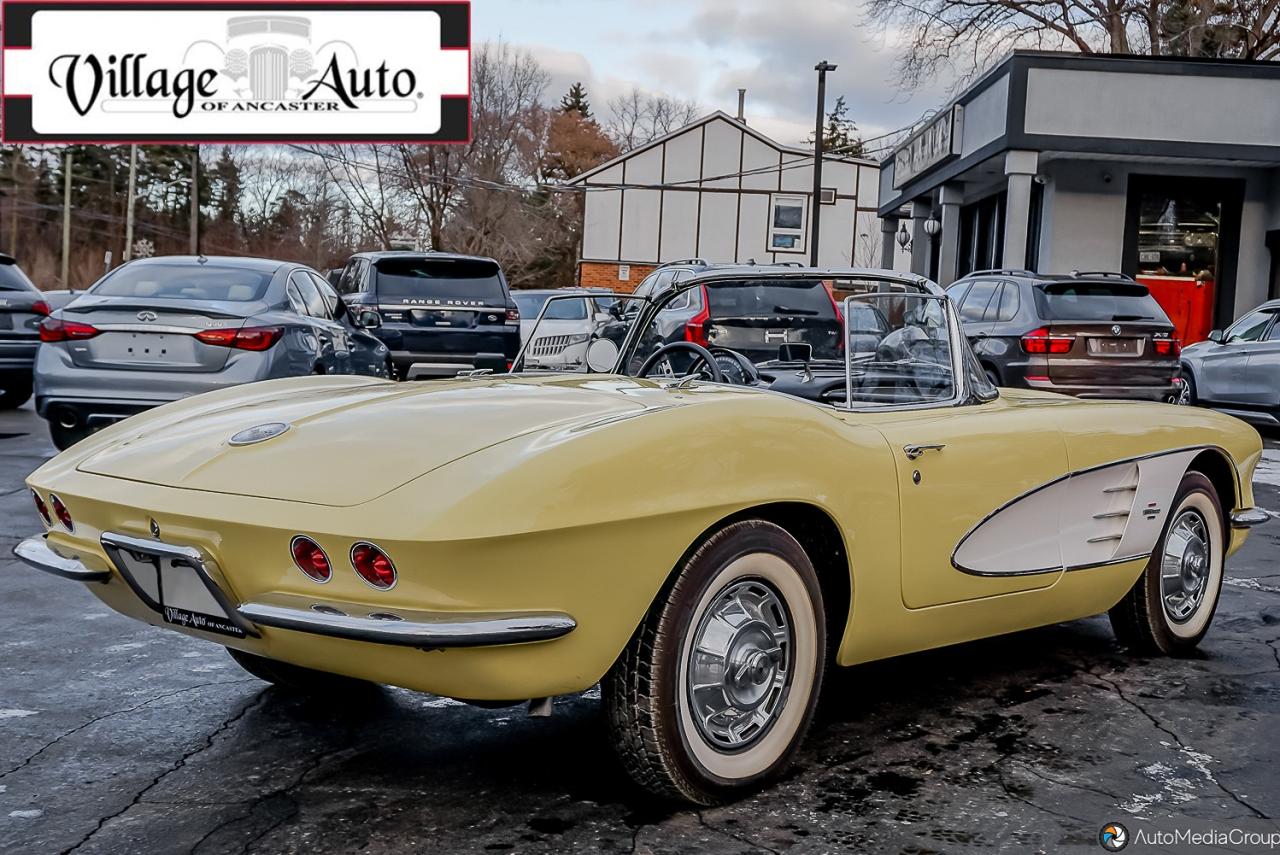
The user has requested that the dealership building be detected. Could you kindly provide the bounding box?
[878,51,1280,341]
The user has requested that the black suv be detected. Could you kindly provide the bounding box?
[0,254,49,409]
[336,251,520,378]
[946,269,1180,401]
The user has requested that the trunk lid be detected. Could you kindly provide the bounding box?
[77,378,646,506]
[59,296,255,373]
[1044,319,1178,386]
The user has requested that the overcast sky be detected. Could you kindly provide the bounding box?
[473,0,957,156]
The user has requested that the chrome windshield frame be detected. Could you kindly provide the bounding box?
[839,291,968,412]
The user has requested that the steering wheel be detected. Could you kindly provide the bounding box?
[636,341,726,383]
[709,347,761,385]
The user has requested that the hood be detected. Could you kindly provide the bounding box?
[77,377,649,506]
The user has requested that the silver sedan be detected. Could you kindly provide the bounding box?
[35,255,391,449]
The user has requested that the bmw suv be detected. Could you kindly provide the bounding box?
[946,270,1180,401]
[336,252,520,378]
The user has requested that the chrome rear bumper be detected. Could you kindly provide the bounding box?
[13,534,576,649]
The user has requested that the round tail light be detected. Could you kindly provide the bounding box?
[350,542,396,590]
[290,536,331,583]
[48,494,73,531]
[31,490,51,527]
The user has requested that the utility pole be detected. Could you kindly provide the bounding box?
[60,148,73,287]
[189,146,199,255]
[810,60,837,269]
[9,147,20,256]
[124,144,137,261]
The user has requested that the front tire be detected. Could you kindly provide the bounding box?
[603,520,826,804]
[226,647,380,694]
[1109,472,1224,655]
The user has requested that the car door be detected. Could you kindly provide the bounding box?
[1199,308,1274,404]
[1235,312,1280,406]
[288,271,348,374]
[839,292,1070,609]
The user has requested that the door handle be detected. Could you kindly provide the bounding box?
[903,443,945,460]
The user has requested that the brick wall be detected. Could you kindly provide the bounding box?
[578,261,658,293]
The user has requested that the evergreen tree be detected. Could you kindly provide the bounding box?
[808,96,863,156]
[560,82,592,119]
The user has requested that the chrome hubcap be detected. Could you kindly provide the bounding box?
[1161,509,1210,623]
[687,578,792,751]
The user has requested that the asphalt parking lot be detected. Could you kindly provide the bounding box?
[1,405,1278,854]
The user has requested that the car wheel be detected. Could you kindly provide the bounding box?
[0,376,32,409]
[984,367,1000,387]
[49,421,92,451]
[1109,472,1224,655]
[1176,371,1197,406]
[226,647,380,694]
[603,520,826,804]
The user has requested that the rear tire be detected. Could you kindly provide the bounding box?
[0,376,32,409]
[603,520,826,805]
[49,421,92,451]
[226,648,380,694]
[1109,472,1224,655]
[1176,370,1197,405]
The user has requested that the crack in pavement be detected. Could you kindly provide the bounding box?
[694,810,781,855]
[0,679,256,780]
[1091,672,1269,821]
[1009,758,1125,803]
[58,691,268,855]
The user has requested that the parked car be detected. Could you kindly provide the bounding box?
[1178,300,1280,425]
[335,251,520,378]
[511,289,612,369]
[17,266,1266,805]
[946,270,1181,401]
[0,253,50,409]
[35,255,390,450]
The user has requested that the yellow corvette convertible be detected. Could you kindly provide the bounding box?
[16,268,1267,805]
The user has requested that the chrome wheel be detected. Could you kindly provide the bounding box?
[1161,509,1210,623]
[686,578,792,751]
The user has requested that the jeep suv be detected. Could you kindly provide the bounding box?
[336,252,520,378]
[946,270,1180,401]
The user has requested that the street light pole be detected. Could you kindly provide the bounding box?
[189,147,199,255]
[60,148,72,287]
[124,144,137,261]
[810,60,837,268]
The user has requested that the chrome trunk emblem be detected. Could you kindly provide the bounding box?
[1111,324,1122,336]
[229,422,290,446]
[137,310,158,322]
[149,518,161,538]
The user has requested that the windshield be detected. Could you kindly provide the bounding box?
[1033,282,1168,322]
[93,263,273,301]
[373,257,507,304]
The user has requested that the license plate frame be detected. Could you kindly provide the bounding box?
[1087,337,1142,356]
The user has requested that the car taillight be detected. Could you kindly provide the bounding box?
[49,494,73,531]
[684,287,710,347]
[290,536,331,583]
[39,317,100,342]
[31,300,50,316]
[350,542,396,589]
[506,307,520,323]
[31,490,51,526]
[194,326,283,351]
[1154,338,1182,357]
[1021,327,1073,354]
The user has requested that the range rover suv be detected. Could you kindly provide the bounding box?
[336,252,520,378]
[946,270,1180,401]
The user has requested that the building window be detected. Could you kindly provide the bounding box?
[770,194,807,253]
[819,188,837,205]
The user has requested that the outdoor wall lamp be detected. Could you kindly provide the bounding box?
[896,223,911,250]
[923,216,942,237]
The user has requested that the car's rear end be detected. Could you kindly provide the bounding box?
[35,258,292,445]
[695,278,844,362]
[0,255,50,408]
[353,255,520,378]
[1017,278,1180,401]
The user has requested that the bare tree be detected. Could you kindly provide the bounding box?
[867,0,1280,91]
[605,87,701,149]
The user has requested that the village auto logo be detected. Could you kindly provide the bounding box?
[0,1,472,143]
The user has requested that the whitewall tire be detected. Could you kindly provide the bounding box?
[1109,472,1225,655]
[604,520,826,804]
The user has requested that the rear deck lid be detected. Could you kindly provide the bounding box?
[77,379,646,506]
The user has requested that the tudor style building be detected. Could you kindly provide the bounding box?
[570,111,901,289]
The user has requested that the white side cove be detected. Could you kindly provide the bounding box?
[953,449,1204,575]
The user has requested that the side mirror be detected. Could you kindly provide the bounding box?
[357,309,381,329]
[585,338,619,372]
[778,343,813,363]
[593,312,612,324]
[1208,329,1224,344]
